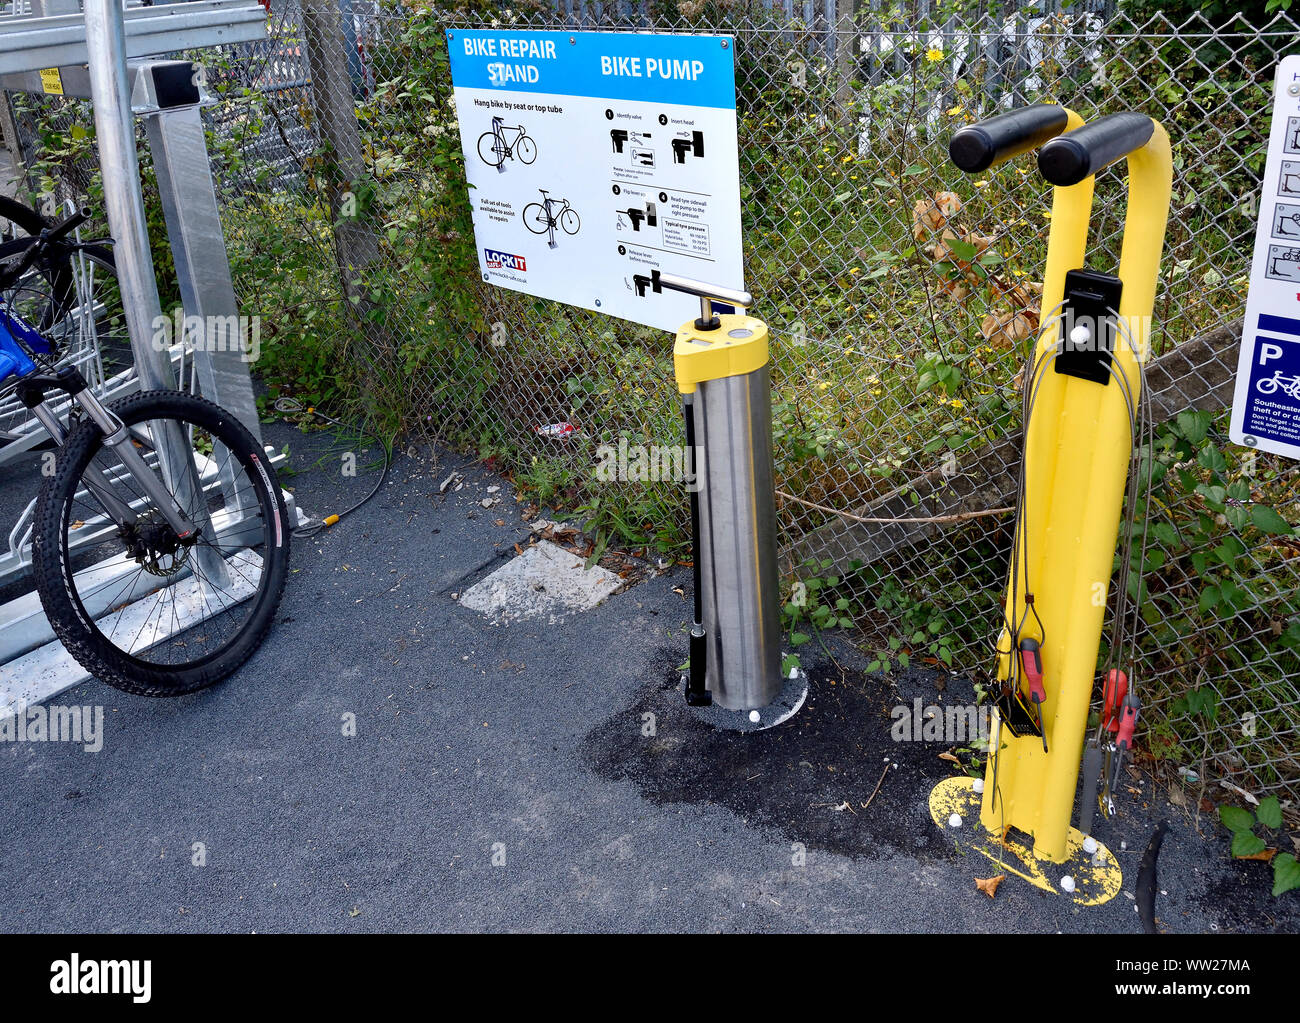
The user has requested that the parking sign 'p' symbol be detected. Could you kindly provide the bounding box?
[1259,342,1284,365]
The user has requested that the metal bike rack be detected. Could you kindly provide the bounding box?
[0,0,302,706]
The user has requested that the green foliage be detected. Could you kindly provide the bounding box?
[781,558,863,670]
[1218,796,1299,896]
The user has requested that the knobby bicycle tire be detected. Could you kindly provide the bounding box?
[32,390,290,697]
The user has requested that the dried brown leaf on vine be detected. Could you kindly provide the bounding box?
[911,192,963,239]
[981,310,1036,346]
[975,874,1005,899]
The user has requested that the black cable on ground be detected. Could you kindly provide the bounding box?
[273,397,393,538]
[1136,819,1169,934]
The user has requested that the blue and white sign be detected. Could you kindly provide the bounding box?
[447,30,744,332]
[1232,55,1300,459]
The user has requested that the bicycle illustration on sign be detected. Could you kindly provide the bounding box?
[523,189,581,248]
[1255,369,1300,401]
[1274,203,1300,239]
[1280,160,1300,199]
[1266,244,1300,283]
[1287,116,1300,155]
[477,116,537,171]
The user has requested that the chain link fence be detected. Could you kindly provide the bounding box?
[6,0,1299,803]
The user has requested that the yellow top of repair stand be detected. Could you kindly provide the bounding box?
[673,314,769,394]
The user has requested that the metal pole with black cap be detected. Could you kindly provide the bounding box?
[635,270,785,715]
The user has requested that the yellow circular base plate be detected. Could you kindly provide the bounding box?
[928,775,1123,907]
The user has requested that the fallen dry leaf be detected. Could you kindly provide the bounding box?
[938,752,960,764]
[1238,847,1277,863]
[975,874,1005,899]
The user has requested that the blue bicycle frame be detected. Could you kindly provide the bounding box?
[0,304,48,384]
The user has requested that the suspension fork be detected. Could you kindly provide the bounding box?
[74,387,200,539]
[18,368,198,538]
[26,399,140,527]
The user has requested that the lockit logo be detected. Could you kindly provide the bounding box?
[485,248,527,272]
[50,954,151,1003]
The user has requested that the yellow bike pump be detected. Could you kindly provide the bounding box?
[930,106,1172,903]
[635,270,787,715]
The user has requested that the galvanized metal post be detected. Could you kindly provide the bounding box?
[82,0,174,396]
[83,0,231,589]
[142,102,262,443]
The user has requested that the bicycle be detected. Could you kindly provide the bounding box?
[1,208,290,696]
[0,203,130,391]
[1269,246,1300,280]
[1255,370,1300,400]
[1,195,50,244]
[522,189,580,241]
[477,117,537,168]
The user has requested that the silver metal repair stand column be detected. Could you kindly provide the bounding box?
[143,96,257,522]
[84,0,230,590]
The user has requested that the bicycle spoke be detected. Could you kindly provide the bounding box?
[57,405,276,670]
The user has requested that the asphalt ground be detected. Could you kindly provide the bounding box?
[0,415,1296,933]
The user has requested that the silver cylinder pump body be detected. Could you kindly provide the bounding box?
[693,363,783,710]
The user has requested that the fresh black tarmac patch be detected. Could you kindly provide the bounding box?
[583,649,983,860]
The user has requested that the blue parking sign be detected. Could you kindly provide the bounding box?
[1232,55,1300,460]
[1237,315,1300,451]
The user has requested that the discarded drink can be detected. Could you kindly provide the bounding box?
[535,422,577,439]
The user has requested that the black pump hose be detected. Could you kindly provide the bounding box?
[682,394,710,706]
[1136,820,1169,934]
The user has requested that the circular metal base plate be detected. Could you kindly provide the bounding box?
[683,667,809,732]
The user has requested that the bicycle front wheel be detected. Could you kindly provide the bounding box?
[522,203,550,234]
[517,135,538,164]
[477,132,505,166]
[32,390,291,696]
[559,208,581,235]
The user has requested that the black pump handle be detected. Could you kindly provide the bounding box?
[1037,112,1156,187]
[948,104,1070,174]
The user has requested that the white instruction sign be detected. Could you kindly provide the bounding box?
[447,29,745,332]
[1231,55,1300,459]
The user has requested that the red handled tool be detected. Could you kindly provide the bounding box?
[1103,668,1128,733]
[1109,691,1141,793]
[1019,637,1048,753]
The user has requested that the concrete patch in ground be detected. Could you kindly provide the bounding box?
[458,540,624,623]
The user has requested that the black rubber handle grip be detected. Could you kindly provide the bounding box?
[1038,112,1156,186]
[948,104,1069,174]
